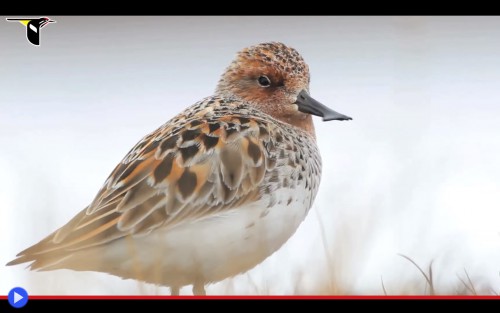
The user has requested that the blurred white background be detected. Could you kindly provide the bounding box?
[1,16,500,295]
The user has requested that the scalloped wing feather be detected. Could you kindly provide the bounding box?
[7,99,278,268]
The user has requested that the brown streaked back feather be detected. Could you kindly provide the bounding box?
[7,96,307,270]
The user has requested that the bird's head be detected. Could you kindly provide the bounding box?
[216,42,351,135]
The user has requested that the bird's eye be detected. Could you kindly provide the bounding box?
[257,76,271,87]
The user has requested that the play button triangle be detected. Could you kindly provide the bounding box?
[14,291,23,303]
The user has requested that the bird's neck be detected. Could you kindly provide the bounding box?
[278,114,316,140]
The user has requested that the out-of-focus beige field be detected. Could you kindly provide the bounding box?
[7,205,498,296]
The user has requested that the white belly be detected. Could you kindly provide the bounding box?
[92,185,313,288]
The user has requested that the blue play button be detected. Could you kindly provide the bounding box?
[8,287,28,308]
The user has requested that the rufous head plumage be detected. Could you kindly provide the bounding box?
[216,42,351,137]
